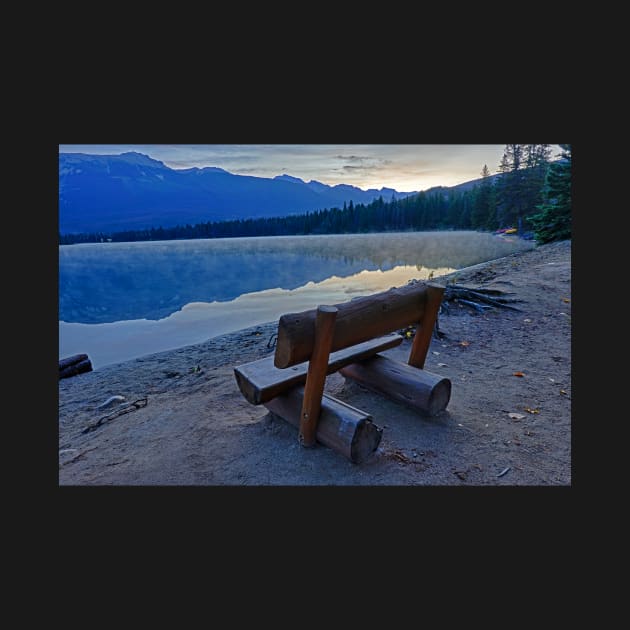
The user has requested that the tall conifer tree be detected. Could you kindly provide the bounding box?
[528,144,571,243]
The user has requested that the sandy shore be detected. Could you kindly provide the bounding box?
[59,240,571,485]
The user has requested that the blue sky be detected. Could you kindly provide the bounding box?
[58,144,563,192]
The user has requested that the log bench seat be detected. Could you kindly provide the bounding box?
[233,281,452,463]
[234,333,403,405]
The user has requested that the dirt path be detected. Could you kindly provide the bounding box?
[58,239,571,485]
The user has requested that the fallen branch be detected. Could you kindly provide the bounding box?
[447,284,515,296]
[442,284,524,313]
[455,298,492,313]
[82,397,148,434]
[59,446,98,467]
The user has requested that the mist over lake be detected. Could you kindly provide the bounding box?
[59,231,533,367]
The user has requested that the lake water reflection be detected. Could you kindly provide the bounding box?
[59,231,533,368]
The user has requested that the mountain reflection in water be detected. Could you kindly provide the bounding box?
[59,231,532,324]
[59,231,534,368]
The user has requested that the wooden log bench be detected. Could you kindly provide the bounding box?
[233,282,451,463]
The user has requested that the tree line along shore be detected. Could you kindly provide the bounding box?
[60,145,571,247]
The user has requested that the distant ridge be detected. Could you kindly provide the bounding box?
[59,152,418,234]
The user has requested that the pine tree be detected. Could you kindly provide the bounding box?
[495,144,552,230]
[528,144,571,243]
[520,144,552,229]
[495,144,525,228]
[471,164,497,230]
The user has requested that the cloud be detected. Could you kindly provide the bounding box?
[335,155,392,166]
[340,165,377,172]
[335,155,371,162]
[232,167,276,174]
[331,155,395,180]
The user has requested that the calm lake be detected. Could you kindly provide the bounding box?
[59,231,533,368]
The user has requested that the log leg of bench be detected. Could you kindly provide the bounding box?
[340,354,452,416]
[408,282,445,369]
[299,305,338,447]
[265,386,383,464]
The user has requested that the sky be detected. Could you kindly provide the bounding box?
[58,144,562,192]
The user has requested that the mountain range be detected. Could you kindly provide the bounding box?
[59,152,419,234]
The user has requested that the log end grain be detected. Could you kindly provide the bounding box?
[350,419,383,464]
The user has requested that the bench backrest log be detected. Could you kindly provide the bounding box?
[274,281,445,370]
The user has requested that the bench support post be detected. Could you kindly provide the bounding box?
[299,305,338,447]
[265,386,382,463]
[340,354,451,416]
[408,282,445,369]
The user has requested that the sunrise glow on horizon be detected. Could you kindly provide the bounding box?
[58,144,563,193]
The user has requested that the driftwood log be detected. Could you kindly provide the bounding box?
[59,354,92,379]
